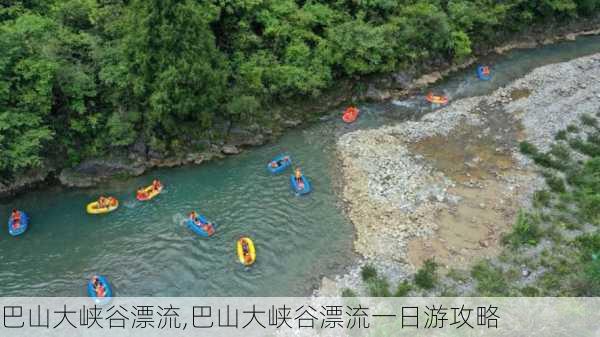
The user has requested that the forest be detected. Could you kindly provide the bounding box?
[1,0,599,179]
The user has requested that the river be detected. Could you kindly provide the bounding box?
[1,35,599,297]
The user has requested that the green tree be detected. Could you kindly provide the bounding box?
[0,14,57,175]
[113,0,228,145]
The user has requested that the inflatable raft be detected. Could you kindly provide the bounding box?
[86,198,119,214]
[8,211,28,237]
[290,174,311,195]
[87,275,113,305]
[477,65,491,81]
[267,155,292,174]
[186,214,217,237]
[237,237,256,266]
[425,93,448,105]
[136,184,162,201]
[342,107,359,123]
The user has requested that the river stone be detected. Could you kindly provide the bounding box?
[282,119,302,128]
[221,145,241,155]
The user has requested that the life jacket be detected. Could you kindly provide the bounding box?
[482,66,490,75]
[96,285,105,297]
[204,224,214,235]
[12,212,20,222]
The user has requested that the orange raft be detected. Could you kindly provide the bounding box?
[425,93,449,105]
[342,107,360,123]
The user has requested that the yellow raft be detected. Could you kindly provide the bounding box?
[237,237,256,266]
[86,198,119,214]
[136,185,162,201]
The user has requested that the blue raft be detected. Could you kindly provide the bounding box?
[8,211,28,237]
[267,155,292,174]
[186,215,217,237]
[87,275,113,305]
[290,175,311,195]
[477,66,492,81]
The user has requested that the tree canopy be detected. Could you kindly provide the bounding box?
[1,0,598,178]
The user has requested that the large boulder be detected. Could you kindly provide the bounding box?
[0,167,54,198]
[221,145,241,155]
[227,125,266,147]
[58,157,146,188]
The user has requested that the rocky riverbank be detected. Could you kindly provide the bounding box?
[321,53,600,296]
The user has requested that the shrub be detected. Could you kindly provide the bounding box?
[586,131,600,146]
[569,137,600,157]
[341,288,356,297]
[555,130,568,141]
[519,141,538,156]
[520,286,540,296]
[543,172,566,193]
[581,260,600,296]
[504,210,542,247]
[533,190,552,208]
[394,280,412,297]
[580,113,598,128]
[549,144,571,163]
[471,261,509,296]
[414,259,438,290]
[566,124,580,133]
[361,265,378,282]
[368,277,391,297]
[532,152,562,170]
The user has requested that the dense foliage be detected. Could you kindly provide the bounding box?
[1,0,599,178]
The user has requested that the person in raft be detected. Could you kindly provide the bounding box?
[152,179,162,191]
[295,168,305,189]
[98,196,108,208]
[92,276,106,298]
[241,239,252,264]
[11,209,20,229]
[270,156,290,168]
[189,211,215,234]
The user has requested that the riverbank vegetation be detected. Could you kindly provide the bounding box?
[347,113,600,297]
[2,0,600,182]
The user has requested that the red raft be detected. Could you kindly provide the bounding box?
[425,92,449,105]
[342,107,360,123]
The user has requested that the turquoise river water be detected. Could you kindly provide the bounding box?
[1,35,600,296]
